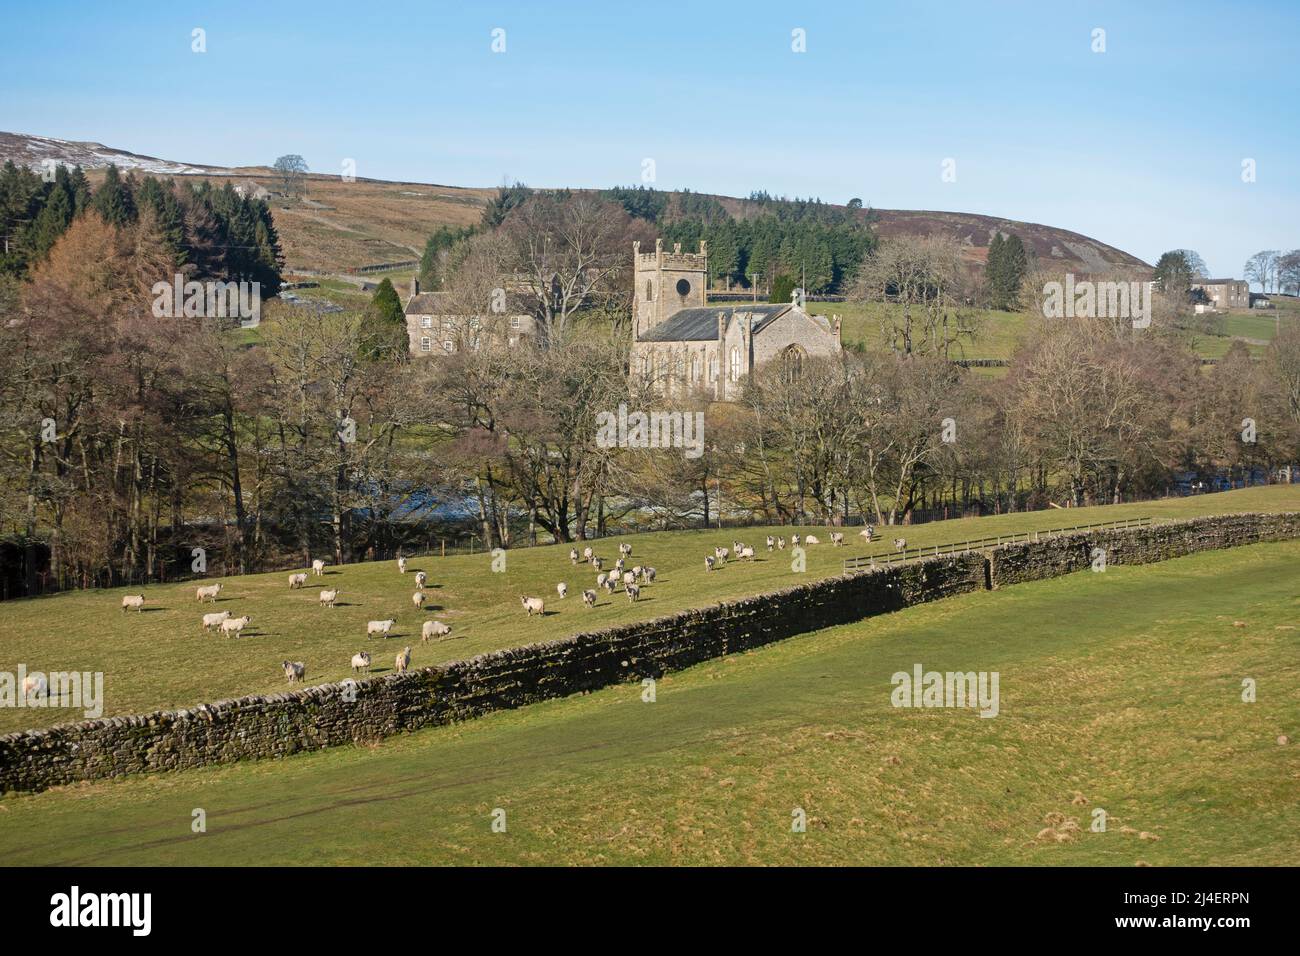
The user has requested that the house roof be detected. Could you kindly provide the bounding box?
[405,292,452,314]
[1193,279,1243,286]
[639,304,792,342]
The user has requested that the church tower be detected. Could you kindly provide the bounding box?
[633,239,708,339]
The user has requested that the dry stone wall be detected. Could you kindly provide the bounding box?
[2,512,1296,793]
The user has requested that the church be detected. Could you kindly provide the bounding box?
[629,239,843,400]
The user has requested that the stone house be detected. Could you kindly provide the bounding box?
[403,278,535,356]
[1191,278,1250,311]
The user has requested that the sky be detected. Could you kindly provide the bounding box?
[2,0,1298,278]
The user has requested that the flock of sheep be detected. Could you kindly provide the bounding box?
[115,554,455,688]
[518,542,658,617]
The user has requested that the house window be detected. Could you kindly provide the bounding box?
[729,346,742,382]
[420,336,432,352]
[443,339,455,352]
[510,316,521,330]
[421,316,433,329]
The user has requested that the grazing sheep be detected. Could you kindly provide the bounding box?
[282,660,306,684]
[319,588,341,608]
[766,535,775,551]
[422,620,452,642]
[556,582,568,600]
[582,589,597,607]
[830,532,844,546]
[288,572,307,589]
[121,594,145,613]
[626,583,641,602]
[22,674,48,701]
[201,610,230,632]
[195,583,223,603]
[591,556,603,572]
[414,571,427,589]
[619,543,632,557]
[582,546,593,561]
[705,556,716,572]
[777,537,786,550]
[643,566,657,583]
[622,571,636,588]
[367,618,397,638]
[520,595,545,616]
[312,559,326,577]
[569,547,579,565]
[631,565,644,580]
[219,615,251,637]
[395,646,411,674]
[739,546,755,560]
[351,651,371,674]
[412,591,426,609]
[804,535,820,545]
[894,537,907,553]
[397,556,407,574]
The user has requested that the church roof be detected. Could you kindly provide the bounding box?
[640,304,792,342]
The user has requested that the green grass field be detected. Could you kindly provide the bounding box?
[1,538,1295,865]
[2,485,1298,735]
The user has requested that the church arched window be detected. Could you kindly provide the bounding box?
[728,346,742,382]
[708,353,718,382]
[689,352,700,383]
[781,345,805,382]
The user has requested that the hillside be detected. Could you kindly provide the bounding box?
[2,130,1150,276]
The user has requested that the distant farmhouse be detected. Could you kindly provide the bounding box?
[404,240,844,400]
[1191,278,1249,311]
[403,278,535,355]
[630,239,842,400]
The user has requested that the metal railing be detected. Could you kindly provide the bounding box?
[842,516,1155,572]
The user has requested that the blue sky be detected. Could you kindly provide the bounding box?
[2,0,1297,276]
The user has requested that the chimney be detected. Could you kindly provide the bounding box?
[411,276,420,297]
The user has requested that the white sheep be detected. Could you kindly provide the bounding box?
[766,535,775,551]
[311,559,326,577]
[582,589,597,607]
[22,674,48,701]
[622,571,636,588]
[397,556,407,574]
[894,537,907,552]
[569,547,579,564]
[120,594,145,613]
[830,532,844,547]
[220,615,251,637]
[791,533,801,546]
[591,556,603,572]
[422,620,452,642]
[414,571,427,589]
[520,595,545,616]
[367,618,396,637]
[282,660,305,683]
[412,591,426,609]
[804,535,820,545]
[583,546,593,561]
[777,537,786,550]
[613,558,625,574]
[860,526,875,542]
[597,572,608,588]
[642,566,657,583]
[351,651,371,674]
[556,582,568,599]
[288,572,307,589]
[195,583,223,603]
[395,646,411,674]
[601,577,616,593]
[319,588,341,608]
[705,556,716,572]
[626,583,641,602]
[739,546,755,560]
[619,543,632,557]
[201,610,230,632]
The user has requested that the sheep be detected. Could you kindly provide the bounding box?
[791,533,801,546]
[596,572,608,588]
[777,536,786,550]
[582,589,597,607]
[22,674,48,701]
[705,556,716,572]
[642,566,657,583]
[582,546,593,561]
[351,651,371,674]
[414,571,427,589]
[569,547,579,565]
[626,583,641,602]
[556,582,568,599]
[195,583,223,603]
[319,588,341,608]
[422,620,452,642]
[739,546,755,560]
[311,559,326,576]
[602,576,617,594]
[367,618,396,638]
[412,591,426,609]
[619,543,632,557]
[894,537,907,553]
[201,610,230,632]
[520,595,545,616]
[220,615,251,637]
[766,535,775,551]
[397,556,407,574]
[733,540,743,555]
[804,535,820,545]
[622,571,636,588]
[715,547,729,563]
[395,646,411,674]
[591,556,603,572]
[631,565,644,580]
[288,572,307,589]
[282,660,306,684]
[121,594,145,613]
[859,525,875,542]
[613,558,625,575]
[830,532,844,547]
